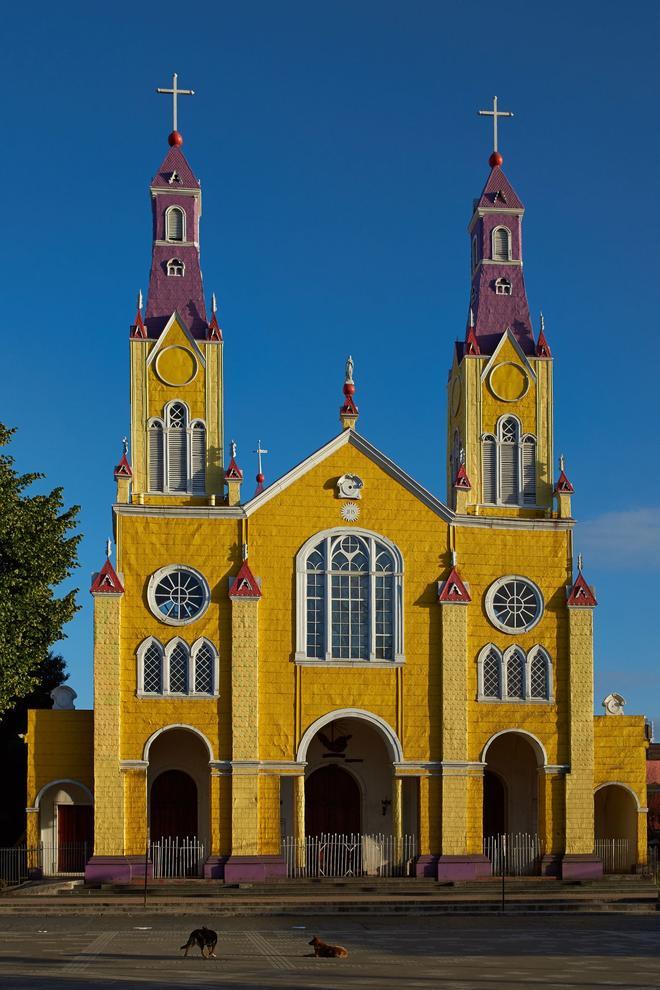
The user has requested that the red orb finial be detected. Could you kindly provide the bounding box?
[168,130,184,147]
[489,150,503,167]
[256,472,265,484]
[343,381,356,396]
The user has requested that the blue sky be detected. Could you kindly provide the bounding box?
[3,0,659,722]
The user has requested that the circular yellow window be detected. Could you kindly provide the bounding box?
[155,346,198,387]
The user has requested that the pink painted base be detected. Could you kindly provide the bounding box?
[223,855,287,883]
[415,854,439,878]
[203,855,228,879]
[436,855,491,881]
[85,856,152,884]
[561,854,603,881]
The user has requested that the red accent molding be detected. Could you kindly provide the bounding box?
[225,457,243,481]
[536,329,552,357]
[454,464,472,490]
[554,470,574,494]
[438,566,471,604]
[90,559,124,596]
[113,453,133,479]
[465,325,481,356]
[207,313,223,342]
[130,310,148,340]
[566,572,597,608]
[229,560,261,599]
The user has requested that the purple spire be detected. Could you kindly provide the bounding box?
[144,144,208,339]
[467,161,534,355]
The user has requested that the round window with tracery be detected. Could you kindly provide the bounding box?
[485,576,543,634]
[147,565,210,625]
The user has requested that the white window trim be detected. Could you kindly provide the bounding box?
[166,257,186,277]
[503,644,527,700]
[136,636,164,696]
[477,642,553,704]
[136,635,219,698]
[147,417,165,493]
[485,574,544,635]
[295,527,405,664]
[151,402,207,496]
[479,418,538,508]
[164,205,186,243]
[146,564,211,627]
[494,276,512,295]
[491,224,513,262]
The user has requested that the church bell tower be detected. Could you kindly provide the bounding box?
[446,98,554,516]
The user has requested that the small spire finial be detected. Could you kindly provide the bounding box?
[122,436,128,456]
[156,72,195,143]
[105,538,112,560]
[469,307,475,327]
[345,355,354,384]
[137,289,143,312]
[230,439,237,460]
[559,453,565,473]
[254,441,268,482]
[577,553,583,573]
[212,292,217,315]
[540,310,545,333]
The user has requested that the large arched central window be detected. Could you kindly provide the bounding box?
[296,530,404,663]
[481,416,537,506]
[148,401,206,494]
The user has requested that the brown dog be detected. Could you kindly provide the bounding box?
[180,926,218,958]
[309,935,348,958]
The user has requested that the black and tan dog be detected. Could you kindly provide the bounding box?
[180,926,218,958]
[309,935,349,958]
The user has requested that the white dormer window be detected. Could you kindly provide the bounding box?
[166,258,185,277]
[492,225,512,261]
[168,171,182,185]
[495,277,512,296]
[165,206,185,242]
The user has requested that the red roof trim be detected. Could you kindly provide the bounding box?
[90,559,124,595]
[114,453,133,479]
[536,329,552,358]
[454,464,472,490]
[465,325,481,356]
[554,470,574,495]
[225,457,243,481]
[207,313,223,342]
[229,560,262,599]
[567,572,597,608]
[130,310,148,340]
[340,394,359,415]
[438,566,471,604]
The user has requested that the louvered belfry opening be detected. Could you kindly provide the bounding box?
[166,206,185,242]
[166,403,187,492]
[498,416,519,504]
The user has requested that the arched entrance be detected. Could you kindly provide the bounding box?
[36,780,93,875]
[146,727,210,850]
[482,731,542,836]
[305,765,361,836]
[595,784,638,872]
[150,770,197,840]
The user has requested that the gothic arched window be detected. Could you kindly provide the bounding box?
[165,206,185,242]
[529,647,552,700]
[296,530,403,663]
[137,636,219,697]
[166,402,188,492]
[479,645,502,699]
[498,416,520,505]
[504,647,525,699]
[492,225,511,261]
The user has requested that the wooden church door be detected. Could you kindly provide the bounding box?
[305,765,361,836]
[57,805,93,872]
[150,770,198,840]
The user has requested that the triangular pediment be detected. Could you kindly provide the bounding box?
[244,430,453,521]
[146,312,206,368]
[480,328,537,384]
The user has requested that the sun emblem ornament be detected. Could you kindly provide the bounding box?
[340,502,360,522]
[337,473,364,499]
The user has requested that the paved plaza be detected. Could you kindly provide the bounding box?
[0,913,660,989]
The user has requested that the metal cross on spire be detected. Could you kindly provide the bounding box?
[477,95,514,153]
[156,72,195,133]
[254,441,269,477]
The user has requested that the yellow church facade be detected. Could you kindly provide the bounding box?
[26,118,648,883]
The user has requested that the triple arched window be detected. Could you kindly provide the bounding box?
[296,530,404,663]
[148,402,206,494]
[165,206,186,242]
[481,416,536,506]
[491,225,512,261]
[137,637,219,697]
[478,644,552,702]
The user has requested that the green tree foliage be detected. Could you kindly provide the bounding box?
[0,652,67,844]
[0,424,81,716]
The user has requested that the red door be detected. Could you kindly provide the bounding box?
[305,765,361,837]
[150,770,198,840]
[57,805,93,872]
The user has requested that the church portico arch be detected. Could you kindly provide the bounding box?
[146,726,211,852]
[36,780,93,876]
[482,730,543,839]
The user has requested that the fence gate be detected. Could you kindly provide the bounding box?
[282,833,417,878]
[150,836,204,878]
[484,833,542,876]
[595,838,633,874]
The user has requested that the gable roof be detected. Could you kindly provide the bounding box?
[228,560,261,599]
[243,429,453,522]
[476,166,524,211]
[90,559,124,595]
[150,146,200,190]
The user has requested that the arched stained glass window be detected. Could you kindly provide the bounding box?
[300,531,403,662]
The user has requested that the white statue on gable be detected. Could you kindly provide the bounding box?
[602,692,626,716]
[337,473,364,500]
[50,685,77,711]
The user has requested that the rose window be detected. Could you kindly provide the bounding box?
[486,576,543,634]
